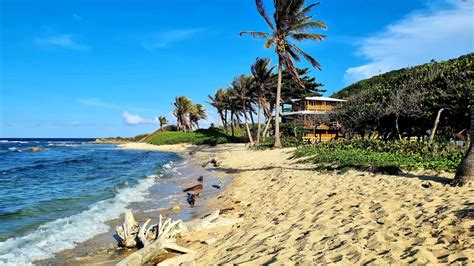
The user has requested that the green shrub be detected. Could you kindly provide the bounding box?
[146,127,247,147]
[293,139,465,172]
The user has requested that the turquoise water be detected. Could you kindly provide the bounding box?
[0,139,181,265]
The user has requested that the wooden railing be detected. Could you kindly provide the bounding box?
[306,105,333,111]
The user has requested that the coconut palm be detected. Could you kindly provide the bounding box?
[158,116,168,131]
[173,96,193,132]
[240,0,327,148]
[208,88,230,135]
[189,104,208,130]
[251,57,276,144]
[231,75,256,145]
[451,111,473,186]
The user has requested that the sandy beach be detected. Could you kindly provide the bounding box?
[118,142,473,265]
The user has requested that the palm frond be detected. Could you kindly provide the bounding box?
[291,20,327,32]
[281,52,304,87]
[288,42,321,69]
[291,33,326,42]
[239,31,270,39]
[302,2,320,14]
[256,0,275,31]
[264,37,276,48]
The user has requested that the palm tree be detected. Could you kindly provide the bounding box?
[251,57,276,144]
[208,88,230,135]
[189,104,208,129]
[240,0,327,148]
[451,111,473,187]
[158,116,168,131]
[231,75,256,145]
[173,96,193,132]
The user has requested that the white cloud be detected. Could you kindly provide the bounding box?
[34,34,89,51]
[122,111,159,126]
[142,28,203,49]
[344,0,474,84]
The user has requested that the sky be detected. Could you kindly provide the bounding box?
[1,0,473,138]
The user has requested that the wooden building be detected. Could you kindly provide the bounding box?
[281,96,346,143]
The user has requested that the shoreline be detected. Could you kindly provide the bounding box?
[37,143,229,265]
[122,143,472,264]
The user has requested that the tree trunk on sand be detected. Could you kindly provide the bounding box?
[224,110,229,137]
[429,108,444,144]
[451,110,473,187]
[273,60,283,148]
[395,115,402,140]
[262,116,272,138]
[256,95,263,144]
[243,108,254,146]
[230,111,235,138]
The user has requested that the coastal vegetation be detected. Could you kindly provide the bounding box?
[293,139,465,173]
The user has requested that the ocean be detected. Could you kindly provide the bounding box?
[0,138,197,265]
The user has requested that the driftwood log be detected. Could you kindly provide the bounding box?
[115,209,243,265]
[115,210,140,248]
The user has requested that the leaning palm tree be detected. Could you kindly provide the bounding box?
[158,116,168,131]
[231,75,256,146]
[451,111,473,187]
[240,0,327,148]
[208,88,230,134]
[189,104,208,130]
[173,96,193,132]
[251,57,276,144]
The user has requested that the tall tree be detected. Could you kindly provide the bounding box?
[231,75,256,145]
[189,104,207,129]
[208,88,230,135]
[173,96,193,132]
[451,111,473,187]
[251,57,276,144]
[240,0,327,148]
[158,116,168,131]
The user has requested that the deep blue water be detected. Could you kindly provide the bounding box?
[0,138,181,264]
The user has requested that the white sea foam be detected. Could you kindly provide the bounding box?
[0,174,158,266]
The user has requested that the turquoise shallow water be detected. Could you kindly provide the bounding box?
[0,139,181,265]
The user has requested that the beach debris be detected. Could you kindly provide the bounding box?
[421,182,432,188]
[187,193,199,206]
[118,214,190,266]
[203,238,217,245]
[201,158,220,168]
[183,184,203,192]
[212,184,221,189]
[197,176,204,182]
[327,192,337,197]
[171,205,181,212]
[117,209,242,265]
[115,209,140,248]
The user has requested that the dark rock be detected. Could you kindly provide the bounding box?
[212,184,221,189]
[183,184,203,192]
[197,176,204,182]
[187,193,199,206]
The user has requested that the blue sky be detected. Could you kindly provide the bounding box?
[1,0,473,138]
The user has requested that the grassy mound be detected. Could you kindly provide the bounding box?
[145,127,246,146]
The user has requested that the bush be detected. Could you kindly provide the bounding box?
[146,127,247,147]
[293,139,466,172]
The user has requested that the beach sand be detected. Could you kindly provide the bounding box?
[120,142,473,265]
